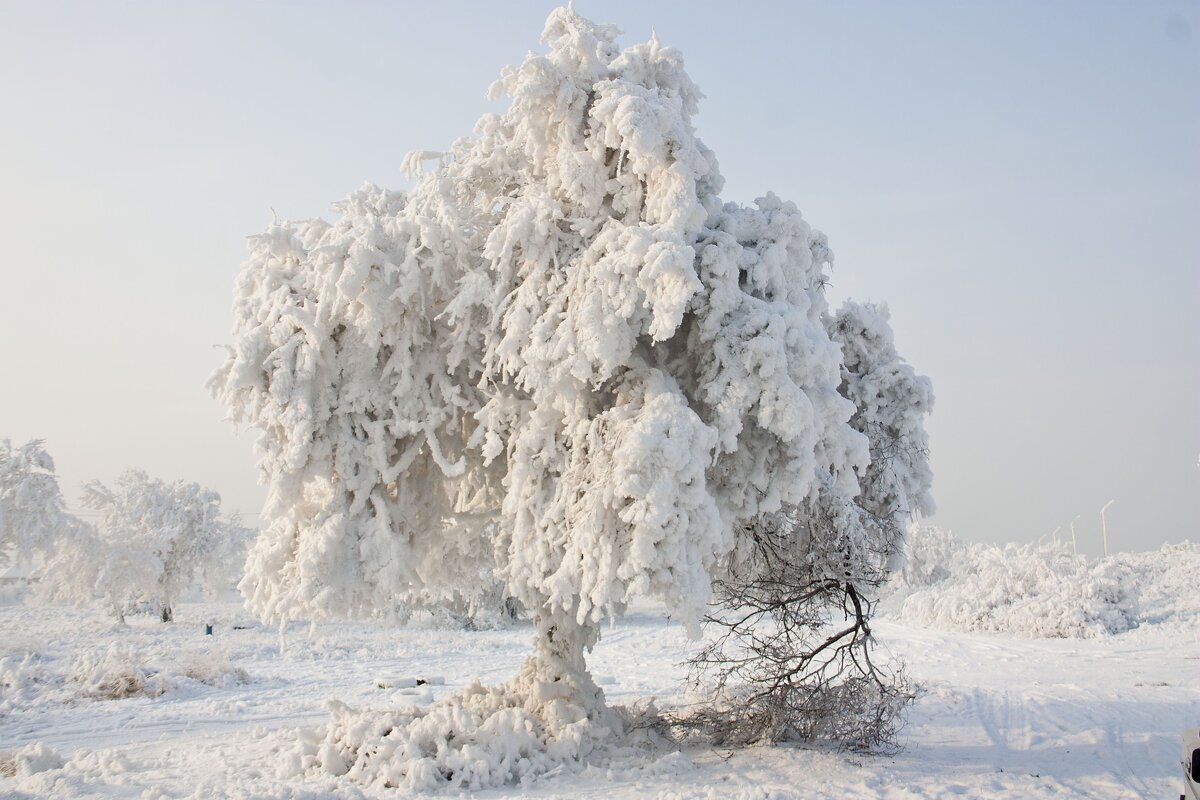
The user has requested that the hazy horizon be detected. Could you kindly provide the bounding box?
[1,1,1196,556]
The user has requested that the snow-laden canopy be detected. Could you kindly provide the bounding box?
[212,5,929,647]
[211,6,933,787]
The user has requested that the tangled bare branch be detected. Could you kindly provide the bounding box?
[674,503,913,751]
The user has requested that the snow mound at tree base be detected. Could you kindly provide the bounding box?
[288,655,628,791]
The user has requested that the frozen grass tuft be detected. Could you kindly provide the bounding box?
[69,645,252,700]
[70,645,170,699]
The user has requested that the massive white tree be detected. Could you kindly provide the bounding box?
[0,438,69,569]
[211,6,930,788]
[38,470,249,622]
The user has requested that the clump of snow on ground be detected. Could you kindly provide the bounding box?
[883,527,1198,638]
[0,653,57,713]
[0,741,63,777]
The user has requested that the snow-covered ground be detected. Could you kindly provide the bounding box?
[1,592,1196,799]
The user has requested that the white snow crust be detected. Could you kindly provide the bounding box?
[1,581,1196,798]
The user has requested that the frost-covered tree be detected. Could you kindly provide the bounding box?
[211,7,928,787]
[38,470,249,623]
[0,439,69,568]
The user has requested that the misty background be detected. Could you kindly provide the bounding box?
[1,0,1196,555]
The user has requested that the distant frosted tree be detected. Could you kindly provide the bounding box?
[0,439,69,568]
[39,470,249,622]
[211,6,928,788]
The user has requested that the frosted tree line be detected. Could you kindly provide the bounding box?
[210,5,932,789]
[0,438,248,623]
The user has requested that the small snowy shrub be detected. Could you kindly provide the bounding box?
[70,645,170,700]
[897,524,963,586]
[1108,541,1200,629]
[67,645,249,700]
[3,644,250,710]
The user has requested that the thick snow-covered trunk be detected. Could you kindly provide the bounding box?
[521,607,612,723]
[531,611,595,688]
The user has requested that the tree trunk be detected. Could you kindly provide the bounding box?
[521,608,612,722]
[160,604,173,623]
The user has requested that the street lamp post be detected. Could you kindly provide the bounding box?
[1100,500,1115,558]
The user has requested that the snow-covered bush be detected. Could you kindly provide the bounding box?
[1109,541,1199,629]
[2,643,250,714]
[174,650,250,690]
[887,527,1139,638]
[0,439,70,568]
[37,470,250,622]
[211,6,929,785]
[895,524,962,587]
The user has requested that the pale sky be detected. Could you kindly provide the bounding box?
[1,1,1196,555]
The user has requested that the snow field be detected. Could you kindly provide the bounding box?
[1,595,1196,799]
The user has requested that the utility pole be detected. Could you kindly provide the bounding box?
[1069,515,1080,556]
[1100,500,1115,558]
